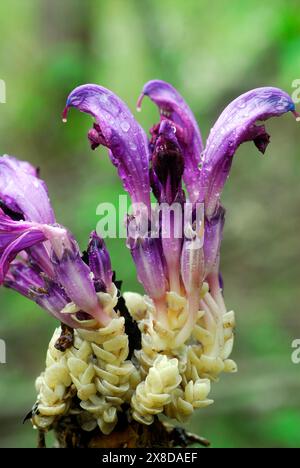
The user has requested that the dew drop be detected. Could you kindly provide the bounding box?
[238,101,246,109]
[100,94,108,104]
[292,110,300,122]
[129,142,137,151]
[121,121,130,133]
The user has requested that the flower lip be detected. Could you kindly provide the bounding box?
[139,80,203,204]
[138,80,187,114]
[200,87,297,218]
[63,84,151,209]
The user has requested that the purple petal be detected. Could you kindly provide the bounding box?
[63,84,151,209]
[27,243,55,279]
[149,166,162,202]
[5,259,44,296]
[87,231,113,292]
[138,80,203,203]
[9,158,40,177]
[0,213,74,287]
[0,213,47,282]
[199,87,297,218]
[0,155,55,223]
[127,234,168,301]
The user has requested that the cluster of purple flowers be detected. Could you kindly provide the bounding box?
[0,80,298,333]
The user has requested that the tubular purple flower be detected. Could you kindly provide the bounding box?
[127,233,168,322]
[138,80,203,204]
[0,210,78,287]
[63,85,151,210]
[2,222,111,327]
[87,231,113,292]
[199,87,297,218]
[0,155,112,328]
[151,120,185,294]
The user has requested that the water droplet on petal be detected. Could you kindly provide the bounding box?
[129,142,137,151]
[100,94,108,104]
[238,101,246,109]
[121,121,130,133]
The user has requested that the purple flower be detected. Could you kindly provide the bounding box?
[127,232,168,321]
[151,120,185,294]
[63,84,151,211]
[199,87,296,219]
[51,233,111,326]
[0,155,112,328]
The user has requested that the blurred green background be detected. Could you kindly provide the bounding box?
[0,0,300,448]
